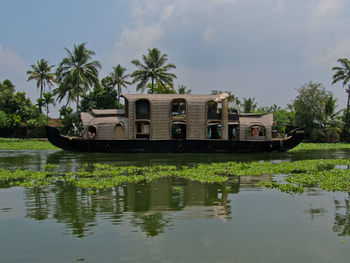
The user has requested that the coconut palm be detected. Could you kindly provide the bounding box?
[26,59,55,113]
[177,85,192,94]
[242,97,257,113]
[103,65,130,102]
[55,43,101,111]
[332,58,350,125]
[42,92,56,117]
[131,48,177,94]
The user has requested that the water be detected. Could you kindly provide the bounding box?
[0,149,350,262]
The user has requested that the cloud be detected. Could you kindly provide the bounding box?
[107,0,350,107]
[0,45,27,83]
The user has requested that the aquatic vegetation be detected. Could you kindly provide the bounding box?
[0,159,349,193]
[0,138,58,150]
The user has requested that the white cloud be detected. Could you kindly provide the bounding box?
[0,45,27,82]
[107,0,350,107]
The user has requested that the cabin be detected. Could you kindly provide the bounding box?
[79,94,275,142]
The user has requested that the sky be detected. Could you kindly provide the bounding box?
[1,0,350,117]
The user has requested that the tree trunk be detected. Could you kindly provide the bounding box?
[151,78,154,94]
[39,82,43,113]
[117,83,121,103]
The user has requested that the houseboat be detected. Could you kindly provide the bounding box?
[45,93,303,153]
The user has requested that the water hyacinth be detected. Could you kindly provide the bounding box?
[0,159,349,193]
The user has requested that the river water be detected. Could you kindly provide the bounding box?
[0,149,349,262]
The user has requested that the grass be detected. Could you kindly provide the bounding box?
[0,138,58,150]
[0,159,349,194]
[290,142,350,151]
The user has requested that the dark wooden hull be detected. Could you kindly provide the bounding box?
[45,126,303,153]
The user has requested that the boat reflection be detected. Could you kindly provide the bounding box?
[24,178,242,237]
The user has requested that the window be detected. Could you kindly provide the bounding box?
[207,100,221,120]
[172,99,186,117]
[114,123,124,139]
[136,99,150,119]
[135,121,150,139]
[207,123,222,139]
[172,123,186,139]
[248,126,266,137]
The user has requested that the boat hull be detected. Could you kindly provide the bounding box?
[45,126,303,153]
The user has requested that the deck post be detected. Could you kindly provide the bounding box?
[221,98,228,140]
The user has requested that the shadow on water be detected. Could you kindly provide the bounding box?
[1,149,350,171]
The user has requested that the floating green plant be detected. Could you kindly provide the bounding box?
[0,159,349,193]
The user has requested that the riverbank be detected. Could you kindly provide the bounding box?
[0,138,58,150]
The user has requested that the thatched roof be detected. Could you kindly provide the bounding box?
[92,109,125,116]
[239,113,273,127]
[122,94,227,102]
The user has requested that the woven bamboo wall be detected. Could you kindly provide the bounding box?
[127,100,135,139]
[187,100,206,140]
[150,99,171,140]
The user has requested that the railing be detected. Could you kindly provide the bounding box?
[136,113,150,119]
[207,112,221,120]
[228,114,239,121]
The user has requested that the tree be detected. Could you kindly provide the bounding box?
[103,65,130,103]
[293,82,332,141]
[26,59,55,113]
[131,48,177,94]
[242,97,257,113]
[177,85,192,94]
[147,82,175,94]
[42,92,56,118]
[80,81,121,112]
[55,43,101,112]
[332,58,350,124]
[0,79,46,137]
[323,95,342,141]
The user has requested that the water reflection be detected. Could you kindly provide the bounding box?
[22,178,350,239]
[333,197,350,236]
[2,148,350,171]
[24,178,238,238]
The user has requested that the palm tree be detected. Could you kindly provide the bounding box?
[103,65,130,102]
[131,48,177,94]
[177,85,192,94]
[55,43,101,112]
[242,97,257,113]
[42,92,56,117]
[332,58,350,125]
[26,59,55,113]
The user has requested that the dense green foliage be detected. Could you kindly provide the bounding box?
[80,83,121,112]
[293,82,341,141]
[0,79,47,137]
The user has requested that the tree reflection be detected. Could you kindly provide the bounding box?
[23,178,240,237]
[333,197,350,236]
[25,186,51,220]
[52,182,97,238]
[132,213,171,237]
